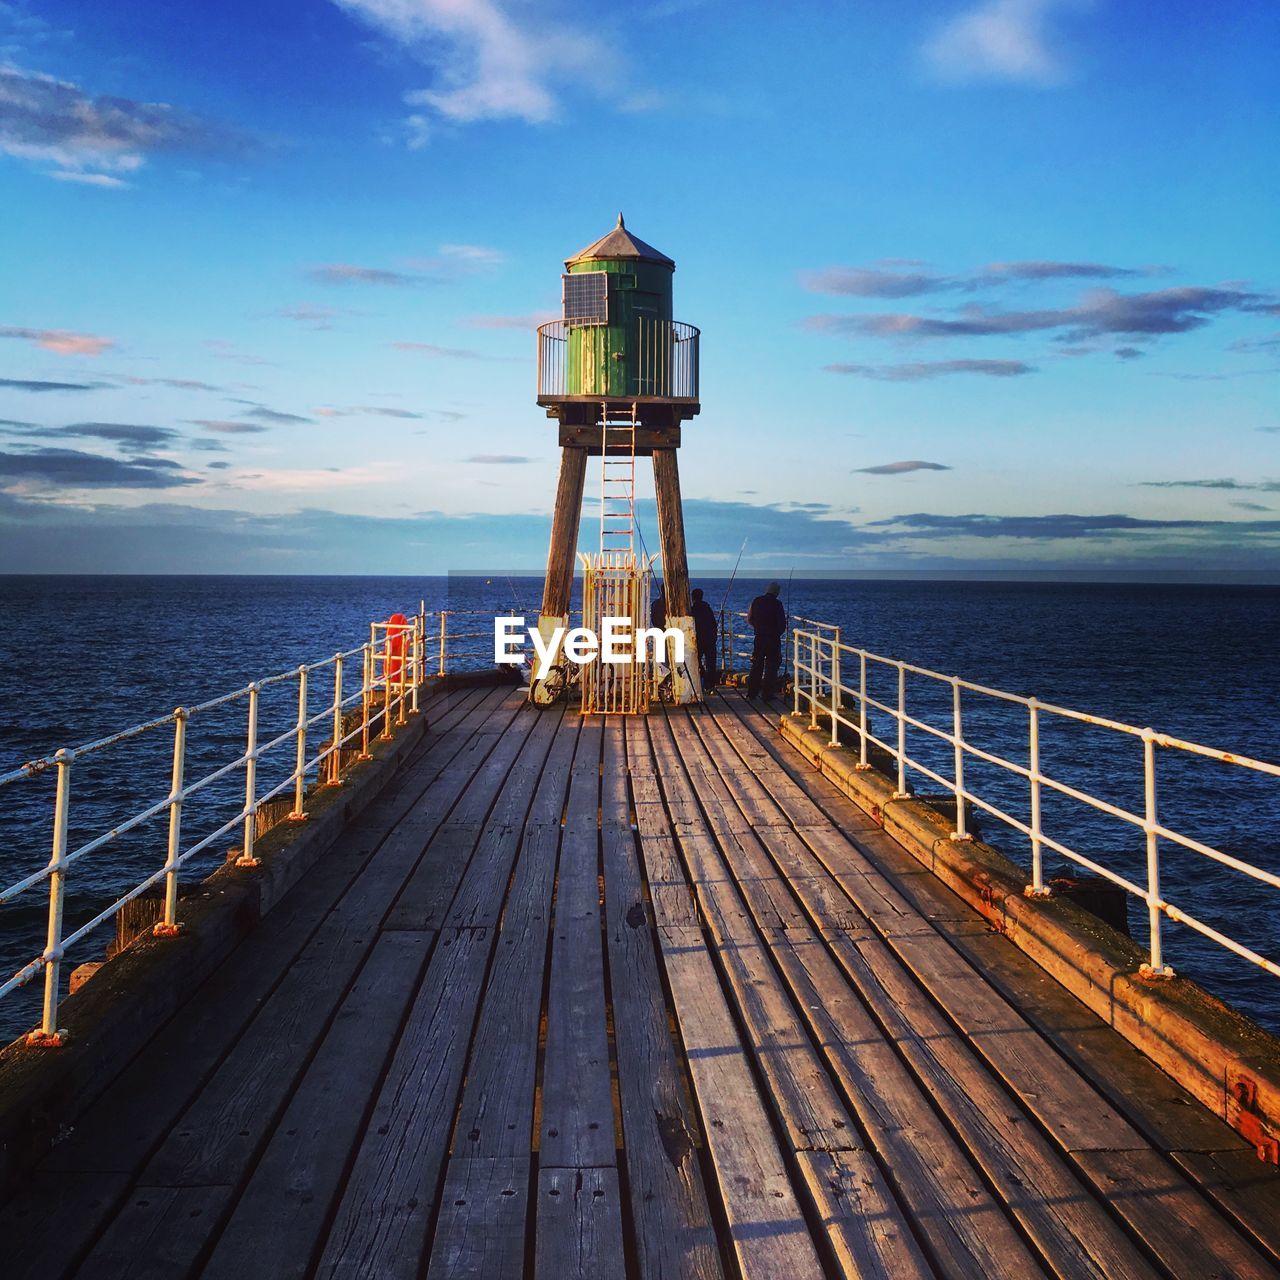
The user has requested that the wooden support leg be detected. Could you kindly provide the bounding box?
[541,446,588,618]
[652,449,702,703]
[652,449,689,618]
[532,446,587,705]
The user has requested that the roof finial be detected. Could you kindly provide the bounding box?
[617,211,625,229]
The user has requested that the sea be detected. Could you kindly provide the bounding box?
[1,575,1277,1042]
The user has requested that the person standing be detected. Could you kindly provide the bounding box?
[690,587,718,691]
[746,581,787,700]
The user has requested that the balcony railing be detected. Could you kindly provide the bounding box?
[537,318,699,401]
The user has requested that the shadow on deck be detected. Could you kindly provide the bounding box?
[4,686,1279,1279]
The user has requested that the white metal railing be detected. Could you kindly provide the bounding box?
[790,626,1280,986]
[0,611,438,1044]
[536,318,699,400]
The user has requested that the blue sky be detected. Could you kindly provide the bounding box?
[1,0,1277,575]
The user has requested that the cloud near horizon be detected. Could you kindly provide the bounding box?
[855,460,952,475]
[806,286,1277,345]
[826,359,1034,380]
[2,490,1278,575]
[187,419,269,435]
[0,445,199,489]
[800,261,1149,298]
[0,376,105,392]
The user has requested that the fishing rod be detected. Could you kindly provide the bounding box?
[717,537,748,675]
[781,565,795,677]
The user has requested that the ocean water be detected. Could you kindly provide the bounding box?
[0,575,1277,1042]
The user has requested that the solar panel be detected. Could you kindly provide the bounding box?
[563,272,608,325]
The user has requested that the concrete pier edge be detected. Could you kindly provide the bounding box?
[0,678,467,1192]
[779,711,1280,1164]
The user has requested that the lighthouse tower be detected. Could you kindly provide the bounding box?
[532,215,701,707]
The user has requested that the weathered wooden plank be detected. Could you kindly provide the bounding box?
[426,1156,529,1280]
[312,702,579,1278]
[1072,1147,1278,1280]
[775,932,1036,1280]
[795,1150,934,1280]
[383,823,484,930]
[664,828,854,1155]
[534,1166,626,1280]
[0,690,507,1277]
[1,1171,132,1280]
[706,699,1161,1279]
[717,701,1272,1275]
[140,720,523,1193]
[449,823,561,1160]
[655,711,940,1280]
[315,929,494,1280]
[604,722,723,1280]
[826,930,1160,1278]
[626,720,824,1280]
[686,707,1042,1278]
[1171,1149,1280,1267]
[525,710,582,828]
[39,687,505,1184]
[74,1185,232,1280]
[540,721,616,1169]
[200,932,435,1280]
[654,923,825,1280]
[383,698,552,931]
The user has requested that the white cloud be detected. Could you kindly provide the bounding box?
[46,169,128,188]
[0,62,253,183]
[0,324,115,355]
[331,0,606,132]
[922,0,1089,87]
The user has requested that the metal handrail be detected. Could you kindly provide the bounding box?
[0,602,551,1042]
[789,626,1280,987]
[0,612,441,1042]
[536,318,699,400]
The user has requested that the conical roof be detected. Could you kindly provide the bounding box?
[565,213,675,269]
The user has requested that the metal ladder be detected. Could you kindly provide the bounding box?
[599,404,637,556]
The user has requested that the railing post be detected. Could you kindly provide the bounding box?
[159,710,187,932]
[396,622,408,726]
[1025,698,1049,897]
[438,611,447,678]
[808,634,819,730]
[893,662,909,799]
[380,627,393,741]
[829,628,841,747]
[1141,729,1173,977]
[950,678,970,840]
[856,650,870,770]
[32,748,73,1042]
[410,618,421,716]
[329,653,344,784]
[792,631,801,717]
[290,664,309,820]
[236,684,260,866]
[359,642,372,760]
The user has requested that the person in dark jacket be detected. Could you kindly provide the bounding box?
[650,592,666,630]
[746,581,787,700]
[690,588,718,691]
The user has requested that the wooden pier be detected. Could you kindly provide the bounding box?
[5,682,1280,1279]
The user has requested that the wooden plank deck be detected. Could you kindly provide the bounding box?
[5,684,1280,1279]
